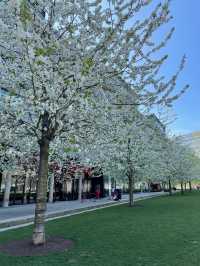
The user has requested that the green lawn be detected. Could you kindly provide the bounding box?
[1,192,200,266]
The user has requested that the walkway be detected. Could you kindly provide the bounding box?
[0,192,166,231]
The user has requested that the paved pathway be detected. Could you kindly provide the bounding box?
[0,192,166,230]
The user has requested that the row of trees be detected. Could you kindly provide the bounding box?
[82,110,200,203]
[0,0,192,246]
[1,114,199,205]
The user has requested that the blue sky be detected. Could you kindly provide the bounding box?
[159,0,200,135]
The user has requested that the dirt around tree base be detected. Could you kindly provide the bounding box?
[0,236,74,257]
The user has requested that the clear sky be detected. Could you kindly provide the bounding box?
[160,0,200,135]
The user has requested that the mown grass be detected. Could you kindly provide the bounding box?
[0,192,200,266]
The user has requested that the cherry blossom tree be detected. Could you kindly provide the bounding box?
[0,0,188,244]
[168,139,200,194]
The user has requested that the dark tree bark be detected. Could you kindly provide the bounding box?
[72,178,75,200]
[32,138,49,245]
[0,172,2,192]
[161,181,165,191]
[22,175,26,204]
[127,138,134,207]
[148,181,151,192]
[181,181,184,195]
[168,178,172,196]
[128,176,134,207]
[189,181,192,192]
[23,171,30,204]
[28,177,33,204]
[184,182,187,191]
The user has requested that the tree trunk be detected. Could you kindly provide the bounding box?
[32,139,49,245]
[148,182,151,192]
[3,171,12,207]
[62,179,68,200]
[129,176,134,207]
[72,179,75,200]
[13,178,18,205]
[184,182,187,191]
[189,181,192,192]
[168,178,172,196]
[162,181,166,191]
[23,171,30,204]
[108,176,112,198]
[0,172,2,192]
[22,176,26,204]
[181,181,184,195]
[48,173,54,203]
[78,175,83,202]
[28,177,33,204]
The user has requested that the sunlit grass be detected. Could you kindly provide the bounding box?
[0,192,200,266]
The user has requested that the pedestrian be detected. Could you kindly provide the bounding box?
[95,188,100,199]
